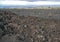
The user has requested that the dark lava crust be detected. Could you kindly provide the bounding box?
[0,10,60,42]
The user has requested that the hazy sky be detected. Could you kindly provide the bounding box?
[0,0,60,1]
[0,0,60,6]
[19,0,60,1]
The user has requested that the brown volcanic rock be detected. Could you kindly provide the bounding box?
[0,10,60,42]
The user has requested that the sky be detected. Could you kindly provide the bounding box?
[0,0,60,7]
[0,0,60,1]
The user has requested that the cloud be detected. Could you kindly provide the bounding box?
[16,0,60,2]
[32,1,60,5]
[0,1,60,6]
[0,0,19,1]
[0,0,60,1]
[0,1,30,5]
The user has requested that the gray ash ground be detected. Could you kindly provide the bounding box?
[0,10,60,42]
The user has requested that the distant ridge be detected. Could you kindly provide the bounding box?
[0,5,60,8]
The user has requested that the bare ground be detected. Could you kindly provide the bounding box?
[0,9,60,42]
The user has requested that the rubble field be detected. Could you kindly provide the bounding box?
[0,9,60,42]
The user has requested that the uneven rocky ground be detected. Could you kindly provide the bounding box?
[0,9,60,42]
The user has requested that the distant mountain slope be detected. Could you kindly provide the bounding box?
[0,5,60,8]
